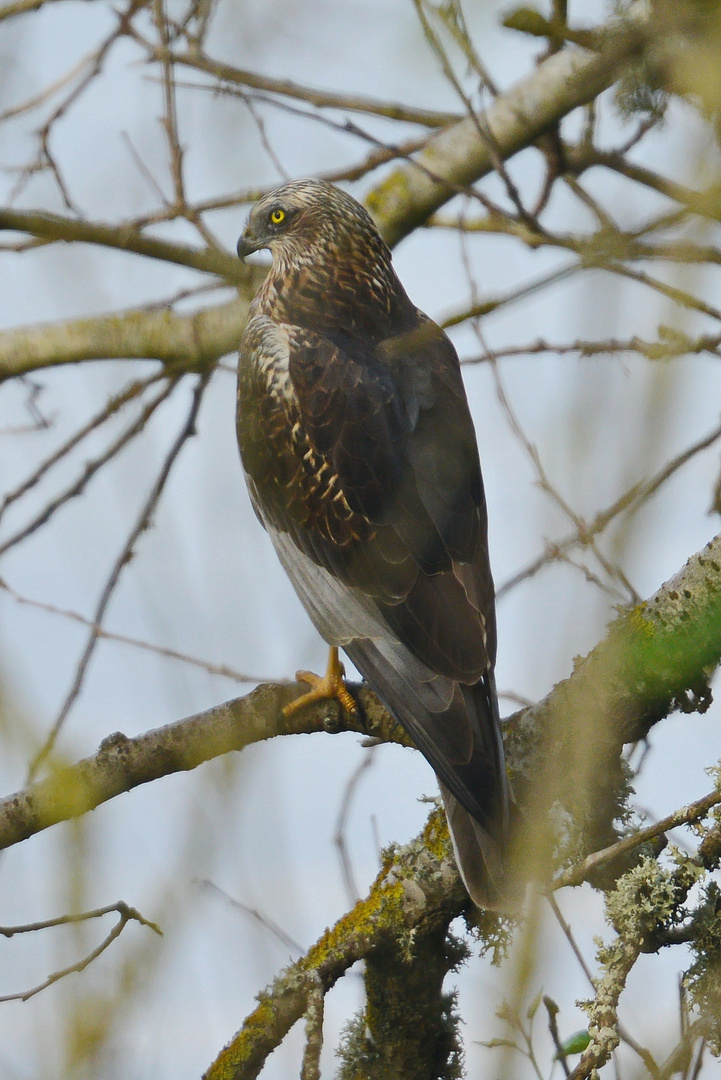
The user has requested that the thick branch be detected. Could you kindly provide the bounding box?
[505,533,721,872]
[0,684,405,851]
[204,808,466,1080]
[0,293,265,379]
[348,914,464,1080]
[367,5,653,245]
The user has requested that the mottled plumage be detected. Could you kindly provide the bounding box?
[236,178,509,907]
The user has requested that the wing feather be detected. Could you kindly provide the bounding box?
[238,301,510,904]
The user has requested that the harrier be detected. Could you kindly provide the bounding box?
[236,179,509,907]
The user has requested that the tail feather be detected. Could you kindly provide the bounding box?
[440,783,509,910]
[344,638,513,909]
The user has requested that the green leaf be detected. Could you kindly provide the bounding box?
[502,7,551,37]
[558,1030,592,1057]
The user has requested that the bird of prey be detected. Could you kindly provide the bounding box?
[236,178,509,908]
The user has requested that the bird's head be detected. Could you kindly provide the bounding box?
[236,178,391,270]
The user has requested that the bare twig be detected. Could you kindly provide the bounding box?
[149,48,460,127]
[489,358,638,602]
[29,373,209,778]
[0,47,99,123]
[334,749,377,905]
[411,0,536,227]
[0,577,268,684]
[463,333,721,364]
[153,0,185,211]
[197,880,303,955]
[0,372,163,524]
[544,996,571,1078]
[497,416,721,600]
[0,900,161,1003]
[0,377,179,557]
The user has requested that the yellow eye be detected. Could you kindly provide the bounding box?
[270,208,285,225]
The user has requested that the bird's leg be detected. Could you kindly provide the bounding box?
[283,646,357,718]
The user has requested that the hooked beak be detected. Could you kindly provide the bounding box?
[236,228,264,259]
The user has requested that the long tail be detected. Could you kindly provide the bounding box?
[439,783,506,908]
[344,639,513,909]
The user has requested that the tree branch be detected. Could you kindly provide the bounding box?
[553,787,721,891]
[0,293,264,379]
[505,533,721,873]
[0,683,407,851]
[0,900,161,1003]
[154,49,461,128]
[0,208,246,280]
[204,807,466,1080]
[366,4,653,245]
[508,531,721,758]
[571,810,721,1080]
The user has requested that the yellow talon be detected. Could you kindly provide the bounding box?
[283,646,356,718]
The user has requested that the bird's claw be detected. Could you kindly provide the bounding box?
[283,646,357,719]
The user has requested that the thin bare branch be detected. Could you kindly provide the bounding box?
[606,261,721,324]
[443,261,580,329]
[464,333,721,365]
[544,996,571,1079]
[0,899,161,938]
[554,787,721,891]
[151,48,460,128]
[29,373,209,778]
[490,358,638,603]
[197,880,304,955]
[411,0,536,226]
[334,750,377,905]
[566,142,721,228]
[153,0,185,211]
[497,416,721,599]
[0,372,163,524]
[0,47,98,123]
[0,577,268,684]
[0,377,179,558]
[0,900,161,1003]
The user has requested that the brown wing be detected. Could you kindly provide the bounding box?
[237,311,507,850]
